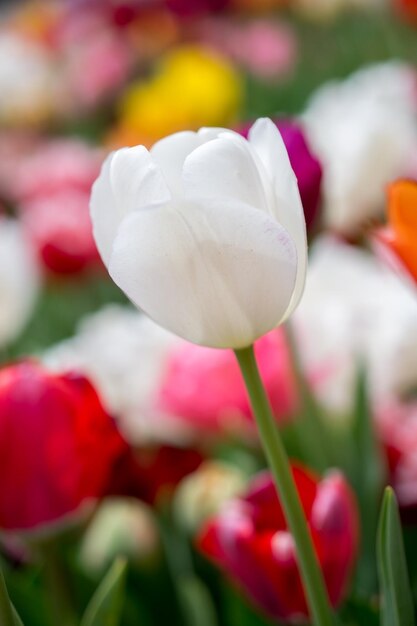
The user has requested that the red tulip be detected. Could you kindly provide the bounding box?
[165,0,230,17]
[0,362,127,533]
[109,444,204,505]
[21,190,101,275]
[396,0,417,23]
[15,139,103,276]
[198,465,358,623]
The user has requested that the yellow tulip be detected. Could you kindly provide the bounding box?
[117,45,243,145]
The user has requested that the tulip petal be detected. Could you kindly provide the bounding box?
[182,134,270,213]
[249,118,308,319]
[151,128,240,198]
[387,179,417,239]
[151,131,202,197]
[90,147,170,266]
[108,198,297,349]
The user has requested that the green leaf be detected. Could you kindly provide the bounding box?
[0,567,24,626]
[377,487,415,626]
[350,367,386,594]
[177,576,219,626]
[158,514,218,626]
[338,594,379,626]
[0,556,47,626]
[11,605,24,626]
[80,558,127,626]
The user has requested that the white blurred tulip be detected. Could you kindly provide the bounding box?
[79,498,158,574]
[173,461,247,533]
[0,34,58,126]
[294,237,417,415]
[90,118,307,349]
[0,218,40,348]
[303,62,417,235]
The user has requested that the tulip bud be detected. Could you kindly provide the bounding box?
[90,118,307,348]
[0,362,127,534]
[198,464,358,623]
[173,461,247,532]
[79,497,159,574]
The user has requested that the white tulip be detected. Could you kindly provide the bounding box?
[0,218,40,347]
[303,62,417,235]
[79,498,158,574]
[43,305,190,445]
[173,461,247,533]
[90,118,307,349]
[0,34,57,126]
[294,236,417,415]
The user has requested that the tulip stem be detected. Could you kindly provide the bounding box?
[40,541,78,626]
[235,345,334,626]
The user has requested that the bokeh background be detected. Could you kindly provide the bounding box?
[0,0,415,362]
[0,1,417,625]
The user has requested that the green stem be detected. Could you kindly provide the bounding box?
[0,567,15,626]
[235,345,334,626]
[40,542,78,626]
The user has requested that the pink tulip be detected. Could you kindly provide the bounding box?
[15,139,103,275]
[157,329,297,436]
[378,400,417,517]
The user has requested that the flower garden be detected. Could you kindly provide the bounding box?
[0,1,417,625]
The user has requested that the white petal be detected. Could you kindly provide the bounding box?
[249,118,307,318]
[110,145,170,214]
[90,147,170,266]
[182,133,270,213]
[108,199,297,349]
[150,131,201,198]
[0,219,40,347]
[150,128,236,197]
[197,127,239,141]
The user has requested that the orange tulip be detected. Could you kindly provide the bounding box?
[380,180,417,283]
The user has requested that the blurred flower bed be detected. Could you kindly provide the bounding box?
[0,0,417,625]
